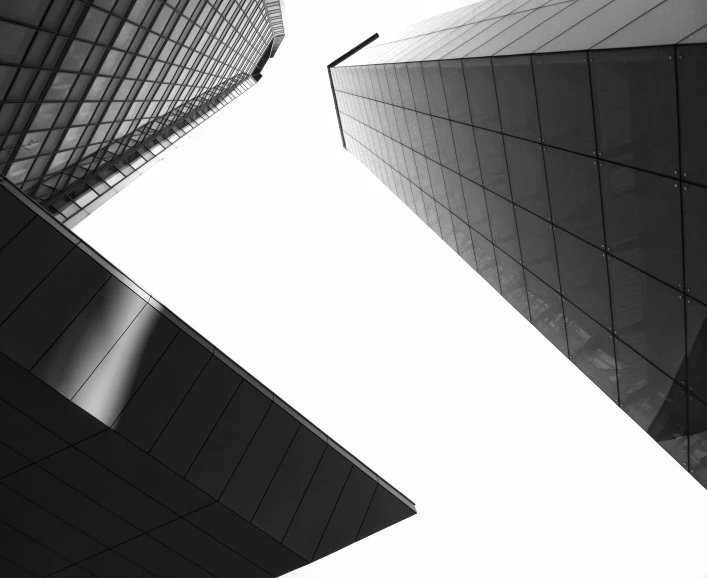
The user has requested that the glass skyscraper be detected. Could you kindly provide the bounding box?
[0,0,283,227]
[0,1,415,576]
[329,0,707,488]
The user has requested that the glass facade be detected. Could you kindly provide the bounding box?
[0,173,415,576]
[0,0,284,227]
[330,0,707,487]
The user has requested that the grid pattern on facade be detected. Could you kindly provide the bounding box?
[0,175,416,577]
[0,0,278,223]
[331,35,707,489]
[343,0,707,66]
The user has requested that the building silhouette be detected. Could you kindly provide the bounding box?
[328,0,707,488]
[0,1,415,576]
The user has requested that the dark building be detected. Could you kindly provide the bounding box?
[0,0,284,227]
[329,0,707,488]
[0,1,415,576]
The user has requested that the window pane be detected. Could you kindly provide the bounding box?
[432,117,458,172]
[683,183,707,303]
[590,46,679,178]
[689,394,707,489]
[76,8,108,42]
[421,61,448,118]
[428,160,448,208]
[504,135,550,220]
[405,109,424,154]
[516,206,560,290]
[471,230,500,292]
[417,113,440,163]
[475,128,511,199]
[545,147,604,247]
[407,62,430,114]
[442,167,465,219]
[687,298,707,403]
[533,52,595,156]
[615,341,687,466]
[45,73,76,100]
[452,214,476,269]
[462,57,500,131]
[600,162,682,289]
[609,257,686,382]
[394,63,415,110]
[450,121,481,184]
[493,55,540,141]
[555,228,611,329]
[462,177,491,239]
[496,248,529,319]
[0,22,34,64]
[61,40,91,71]
[440,60,471,124]
[485,190,520,262]
[437,204,457,250]
[677,45,707,187]
[564,300,617,402]
[385,64,403,107]
[526,270,568,355]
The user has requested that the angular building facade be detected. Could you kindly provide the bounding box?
[329,0,707,488]
[0,0,283,227]
[0,1,416,576]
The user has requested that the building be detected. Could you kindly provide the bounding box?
[0,0,286,227]
[328,0,707,489]
[0,1,415,576]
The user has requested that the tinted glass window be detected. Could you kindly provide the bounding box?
[421,61,448,118]
[462,58,500,131]
[555,228,611,329]
[462,177,491,239]
[493,55,540,141]
[432,116,458,172]
[440,60,471,124]
[515,207,559,290]
[418,113,440,163]
[689,394,707,487]
[600,162,682,289]
[609,258,685,382]
[533,52,595,156]
[485,190,520,262]
[526,271,567,355]
[615,341,687,465]
[677,45,707,187]
[496,249,529,320]
[471,230,500,292]
[545,147,604,247]
[450,121,481,184]
[452,214,476,269]
[504,135,550,220]
[590,47,679,178]
[475,128,511,199]
[687,298,707,404]
[395,63,415,110]
[564,300,617,401]
[442,167,465,219]
[683,184,707,303]
[407,62,430,114]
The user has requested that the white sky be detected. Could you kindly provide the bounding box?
[75,1,707,576]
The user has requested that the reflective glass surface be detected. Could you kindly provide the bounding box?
[683,184,707,304]
[485,190,520,262]
[545,147,604,247]
[475,128,511,199]
[462,177,491,239]
[526,271,567,355]
[515,206,559,291]
[504,135,550,220]
[600,162,682,289]
[471,230,500,292]
[687,298,707,404]
[461,58,501,131]
[677,45,707,187]
[590,47,679,178]
[533,52,595,156]
[439,60,471,124]
[450,121,481,183]
[495,249,529,319]
[492,55,540,141]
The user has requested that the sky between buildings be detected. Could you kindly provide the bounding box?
[75,1,707,576]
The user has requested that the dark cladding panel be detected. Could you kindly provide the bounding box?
[186,380,272,498]
[590,46,679,178]
[0,188,33,248]
[150,356,241,475]
[0,217,73,324]
[533,51,595,156]
[609,258,686,383]
[686,298,707,404]
[283,446,352,561]
[111,330,212,450]
[315,467,377,560]
[492,54,540,141]
[81,550,155,578]
[677,44,707,187]
[544,147,604,248]
[72,304,178,425]
[0,442,29,479]
[564,299,618,402]
[41,447,176,532]
[252,426,327,541]
[187,503,308,577]
[689,394,707,488]
[357,484,415,542]
[555,228,611,329]
[0,398,66,461]
[78,429,212,517]
[600,162,682,289]
[615,341,688,465]
[220,403,299,520]
[0,352,105,444]
[32,277,146,399]
[4,465,140,548]
[150,519,269,578]
[115,534,212,578]
[0,247,110,370]
[0,520,70,577]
